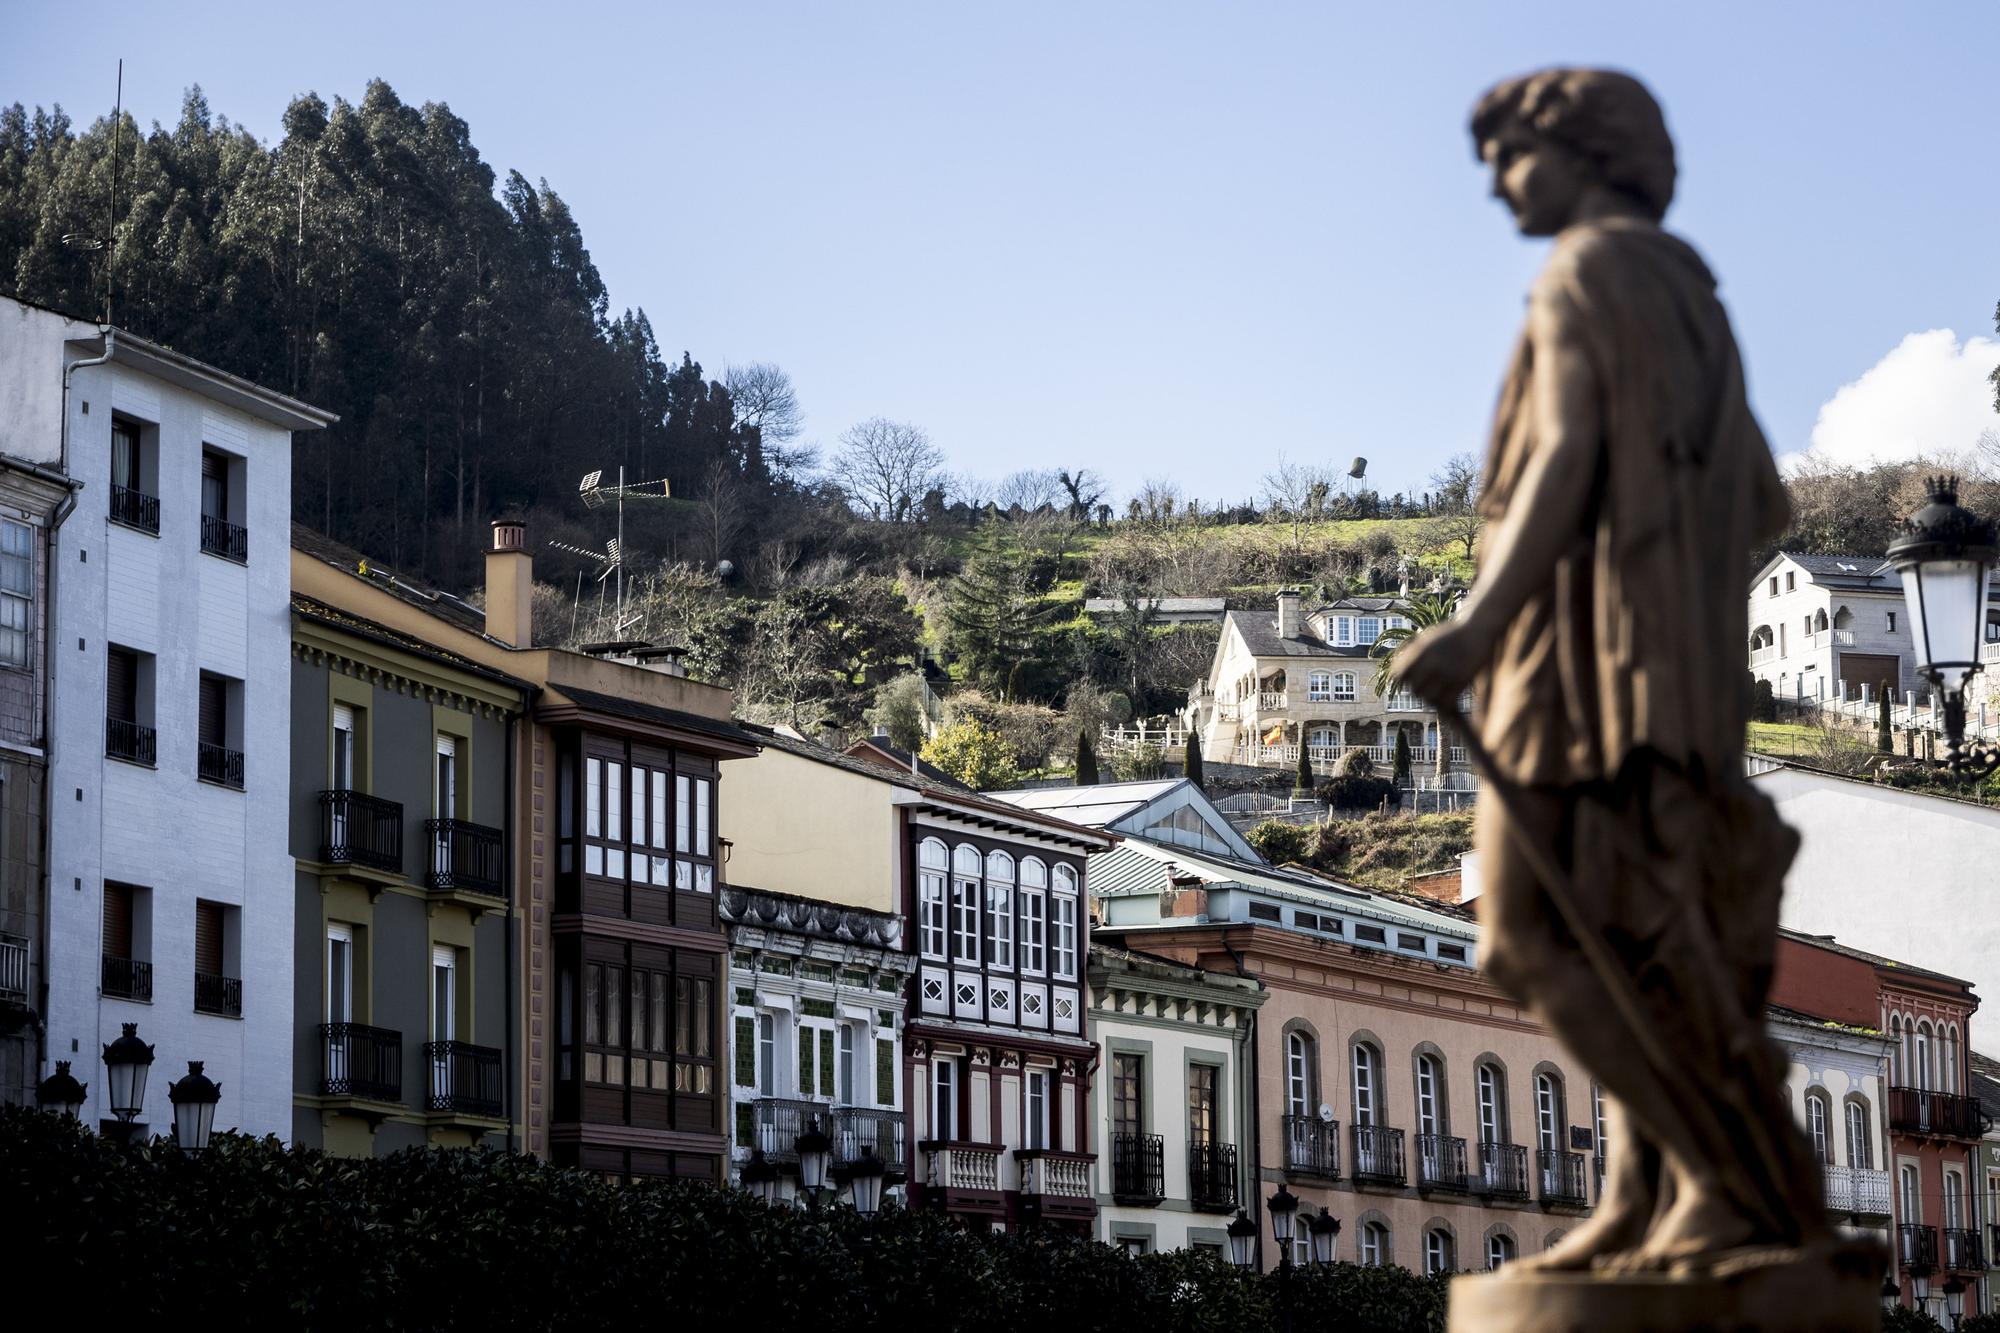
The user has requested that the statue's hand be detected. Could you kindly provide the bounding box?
[1392,620,1486,711]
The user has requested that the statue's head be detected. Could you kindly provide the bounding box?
[1470,68,1676,236]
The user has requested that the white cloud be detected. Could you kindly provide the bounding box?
[1791,329,2000,470]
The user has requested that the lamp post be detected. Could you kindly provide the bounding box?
[1308,1207,1341,1266]
[741,1149,781,1206]
[101,1022,155,1140]
[1226,1209,1258,1270]
[1880,1276,1902,1313]
[1943,1275,1965,1329]
[166,1061,221,1155]
[1912,1269,1932,1318]
[844,1146,887,1218]
[795,1116,833,1211]
[1889,475,2000,775]
[34,1060,87,1119]
[1267,1184,1299,1333]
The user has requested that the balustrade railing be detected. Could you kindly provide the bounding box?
[1351,1124,1405,1186]
[0,931,26,1003]
[1822,1163,1891,1216]
[1282,1113,1341,1179]
[1015,1148,1095,1199]
[1111,1132,1166,1202]
[920,1140,1002,1192]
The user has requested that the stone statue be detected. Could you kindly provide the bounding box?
[1392,68,1883,1330]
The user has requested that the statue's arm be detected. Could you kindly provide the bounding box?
[1456,289,1600,646]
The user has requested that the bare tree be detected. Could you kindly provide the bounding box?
[948,472,996,509]
[1429,451,1481,515]
[695,458,749,570]
[724,362,805,443]
[1057,468,1107,518]
[1132,478,1185,526]
[1261,456,1332,549]
[996,469,1066,511]
[831,418,948,523]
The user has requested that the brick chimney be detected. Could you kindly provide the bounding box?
[485,518,532,648]
[1276,588,1301,640]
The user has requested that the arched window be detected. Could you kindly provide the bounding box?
[1332,671,1357,702]
[952,845,982,965]
[1889,1015,1905,1086]
[1308,671,1333,702]
[1424,1228,1454,1276]
[1845,1101,1872,1170]
[1485,1232,1516,1270]
[918,839,949,959]
[1813,608,1828,632]
[1805,1092,1832,1164]
[1475,1063,1508,1145]
[1942,1027,1959,1094]
[1915,1023,1933,1092]
[1534,1073,1564,1154]
[985,851,1014,970]
[1415,1053,1444,1137]
[1900,1164,1920,1222]
[1352,1042,1381,1126]
[1308,725,1338,753]
[1286,1031,1317,1119]
[1360,1220,1389,1267]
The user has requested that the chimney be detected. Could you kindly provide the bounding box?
[485,518,532,648]
[1276,588,1301,640]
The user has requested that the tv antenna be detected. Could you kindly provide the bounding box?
[566,467,672,639]
[62,59,123,327]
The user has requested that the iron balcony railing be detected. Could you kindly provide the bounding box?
[750,1095,826,1163]
[1476,1141,1530,1199]
[1888,1086,1986,1140]
[1943,1227,1983,1272]
[1111,1132,1166,1203]
[426,819,504,897]
[110,484,159,534]
[832,1106,906,1174]
[1351,1124,1406,1186]
[101,954,152,1002]
[1188,1141,1239,1212]
[320,1022,402,1101]
[321,790,404,874]
[1416,1133,1470,1193]
[194,972,241,1017]
[1899,1222,1939,1274]
[200,513,247,563]
[198,742,245,789]
[423,1040,503,1118]
[1822,1163,1891,1217]
[0,930,26,1003]
[1281,1113,1341,1179]
[1539,1148,1588,1207]
[106,717,156,765]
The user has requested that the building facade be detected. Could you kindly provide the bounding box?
[719,731,1115,1231]
[293,522,756,1181]
[722,885,913,1200]
[289,580,529,1155]
[1088,942,1264,1254]
[1183,591,1454,779]
[1747,552,1919,705]
[5,300,334,1138]
[1768,1004,1895,1250]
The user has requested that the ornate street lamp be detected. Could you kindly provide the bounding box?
[795,1117,833,1208]
[1880,1276,1902,1313]
[1308,1207,1342,1266]
[1889,475,2000,774]
[1943,1275,1965,1329]
[35,1060,87,1119]
[1912,1269,1932,1312]
[844,1146,887,1218]
[1226,1209,1258,1269]
[740,1149,781,1205]
[1266,1183,1299,1260]
[102,1022,155,1133]
[167,1061,222,1154]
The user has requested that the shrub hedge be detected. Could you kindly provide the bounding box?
[1,1105,1449,1330]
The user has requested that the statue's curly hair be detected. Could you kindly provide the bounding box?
[1470,68,1676,222]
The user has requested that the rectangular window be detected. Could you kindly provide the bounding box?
[1026,1069,1050,1150]
[605,761,624,880]
[919,872,948,959]
[199,450,245,562]
[201,450,229,522]
[332,703,358,789]
[110,421,158,534]
[630,766,647,855]
[198,674,226,747]
[326,923,353,1024]
[1769,577,1779,596]
[987,881,1013,969]
[1334,617,1353,647]
[695,778,711,856]
[1354,924,1386,944]
[1113,1053,1143,1137]
[1888,610,1897,633]
[0,518,29,669]
[1308,672,1332,702]
[432,944,458,1041]
[675,976,713,1093]
[585,758,604,876]
[1333,673,1357,702]
[932,1058,959,1139]
[1052,896,1077,979]
[838,1022,857,1105]
[107,646,138,724]
[103,881,136,963]
[952,875,980,965]
[1188,1064,1217,1147]
[194,900,224,977]
[1020,890,1046,974]
[675,775,690,853]
[758,1012,776,1095]
[435,734,458,819]
[1248,902,1281,922]
[876,1035,895,1106]
[1357,616,1381,646]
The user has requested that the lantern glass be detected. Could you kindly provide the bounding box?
[1309,1212,1339,1265]
[1912,1271,1931,1303]
[795,1122,832,1194]
[1267,1184,1298,1246]
[173,1093,216,1153]
[102,1024,154,1121]
[1903,558,1988,699]
[1880,1277,1901,1313]
[1944,1277,1965,1318]
[850,1165,885,1217]
[1227,1210,1257,1269]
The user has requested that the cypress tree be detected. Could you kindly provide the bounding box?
[1075,730,1099,785]
[1393,729,1413,788]
[1295,737,1313,793]
[1876,691,1892,754]
[1184,733,1204,789]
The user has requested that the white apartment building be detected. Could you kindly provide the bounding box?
[0,297,333,1137]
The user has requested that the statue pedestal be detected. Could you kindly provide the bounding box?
[1448,1238,1886,1333]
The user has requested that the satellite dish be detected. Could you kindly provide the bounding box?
[1348,457,1368,480]
[1318,1102,1335,1124]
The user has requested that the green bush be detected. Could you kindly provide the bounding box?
[922,716,1020,790]
[1248,819,1315,864]
[0,1105,1448,1330]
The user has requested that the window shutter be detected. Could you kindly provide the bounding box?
[107,649,137,723]
[103,883,133,959]
[198,676,226,746]
[194,901,224,975]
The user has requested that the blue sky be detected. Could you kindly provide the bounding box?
[7,2,1999,503]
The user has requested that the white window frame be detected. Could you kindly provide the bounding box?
[1352,1043,1378,1127]
[1424,1229,1451,1276]
[1357,616,1382,646]
[1360,1220,1387,1267]
[1026,1068,1050,1150]
[1807,1092,1830,1164]
[1333,617,1353,647]
[951,847,981,967]
[837,1021,858,1106]
[1486,1233,1514,1269]
[1308,671,1332,702]
[1535,1073,1561,1154]
[932,1057,959,1140]
[1476,1064,1503,1144]
[919,840,949,959]
[326,923,354,1023]
[1020,888,1046,975]
[1332,671,1357,702]
[1416,1055,1441,1136]
[1901,1163,1920,1222]
[1052,893,1078,979]
[1286,1031,1314,1119]
[0,518,31,670]
[431,943,458,1042]
[1846,1101,1870,1169]
[986,852,1014,970]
